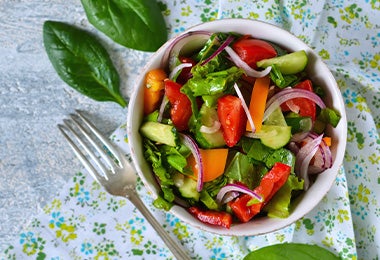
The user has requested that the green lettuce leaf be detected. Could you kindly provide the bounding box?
[263,174,304,218]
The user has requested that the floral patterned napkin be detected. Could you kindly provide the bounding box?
[3,1,379,259]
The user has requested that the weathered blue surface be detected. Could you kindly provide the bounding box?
[0,0,150,250]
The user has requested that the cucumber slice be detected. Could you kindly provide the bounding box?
[264,107,287,126]
[259,125,292,149]
[176,174,200,201]
[257,50,308,75]
[195,104,225,148]
[140,121,177,146]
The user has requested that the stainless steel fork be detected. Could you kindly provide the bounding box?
[58,110,191,260]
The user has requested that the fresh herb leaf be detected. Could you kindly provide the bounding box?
[43,21,126,107]
[243,243,340,260]
[81,0,168,51]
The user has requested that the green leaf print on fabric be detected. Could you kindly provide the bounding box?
[347,122,365,149]
[93,222,107,235]
[19,233,46,257]
[94,238,120,258]
[328,16,338,27]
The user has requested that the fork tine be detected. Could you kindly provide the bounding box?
[68,115,116,176]
[58,124,105,185]
[63,118,110,177]
[75,110,123,167]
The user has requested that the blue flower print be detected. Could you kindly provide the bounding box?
[49,212,64,228]
[81,242,94,255]
[77,187,90,204]
[19,232,36,245]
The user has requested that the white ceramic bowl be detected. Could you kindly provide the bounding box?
[127,19,347,236]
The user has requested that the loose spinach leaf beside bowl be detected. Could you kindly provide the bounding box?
[81,0,168,52]
[43,21,127,107]
[243,243,341,260]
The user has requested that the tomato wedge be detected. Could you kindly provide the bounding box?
[281,79,317,120]
[229,162,291,223]
[164,80,192,131]
[232,35,277,69]
[217,95,247,147]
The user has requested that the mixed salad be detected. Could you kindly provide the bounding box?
[139,31,341,229]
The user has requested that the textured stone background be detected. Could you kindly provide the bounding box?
[0,0,151,249]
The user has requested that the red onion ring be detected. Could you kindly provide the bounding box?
[285,99,300,113]
[307,133,333,174]
[263,88,326,121]
[200,35,234,66]
[157,95,168,122]
[216,183,263,204]
[169,62,193,80]
[224,46,272,78]
[233,83,256,132]
[179,133,204,192]
[295,134,323,190]
[161,31,212,69]
[200,120,221,134]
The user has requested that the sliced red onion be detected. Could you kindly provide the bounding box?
[179,133,204,192]
[219,191,240,204]
[169,62,193,80]
[157,95,169,122]
[307,133,333,174]
[285,99,300,113]
[290,131,310,142]
[200,35,234,66]
[263,88,326,121]
[295,134,323,190]
[200,120,221,134]
[288,141,300,154]
[224,46,272,78]
[233,83,256,132]
[216,183,263,204]
[161,31,212,69]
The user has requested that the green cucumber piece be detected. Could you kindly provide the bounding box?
[194,104,226,148]
[140,121,177,146]
[259,125,292,149]
[264,107,287,126]
[174,174,200,201]
[257,50,308,75]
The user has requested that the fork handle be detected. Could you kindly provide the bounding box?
[128,193,192,260]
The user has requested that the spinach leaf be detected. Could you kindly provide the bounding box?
[81,0,167,51]
[224,152,258,190]
[243,243,340,260]
[188,66,244,97]
[43,21,126,107]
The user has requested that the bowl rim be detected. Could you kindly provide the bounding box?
[127,18,347,236]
